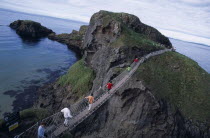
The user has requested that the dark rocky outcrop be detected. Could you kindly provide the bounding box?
[35,10,209,138]
[48,25,88,56]
[85,10,172,50]
[35,10,172,115]
[9,20,54,38]
[83,10,171,66]
[71,77,210,138]
[119,12,172,48]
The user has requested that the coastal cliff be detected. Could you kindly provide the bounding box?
[35,10,210,137]
[35,10,170,111]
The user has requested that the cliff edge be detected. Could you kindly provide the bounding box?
[35,11,210,138]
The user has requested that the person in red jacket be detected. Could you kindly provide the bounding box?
[106,82,113,93]
[134,57,139,63]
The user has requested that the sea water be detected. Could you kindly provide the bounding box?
[0,8,85,117]
[170,38,210,73]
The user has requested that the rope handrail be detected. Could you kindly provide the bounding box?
[15,48,172,138]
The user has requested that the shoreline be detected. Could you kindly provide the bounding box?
[0,18,84,117]
[1,60,77,117]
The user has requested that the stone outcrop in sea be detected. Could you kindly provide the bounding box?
[9,20,54,38]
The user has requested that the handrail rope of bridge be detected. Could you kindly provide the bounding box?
[57,49,172,136]
[52,49,173,136]
[16,48,171,137]
[25,63,130,137]
[17,48,171,137]
[60,72,132,134]
[53,55,144,135]
[16,48,172,138]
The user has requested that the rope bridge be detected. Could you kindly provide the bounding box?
[15,48,172,138]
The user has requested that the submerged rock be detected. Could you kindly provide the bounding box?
[9,20,54,38]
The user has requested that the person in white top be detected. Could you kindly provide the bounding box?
[61,107,73,127]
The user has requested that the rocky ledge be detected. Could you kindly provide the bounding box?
[9,20,54,38]
[48,25,88,56]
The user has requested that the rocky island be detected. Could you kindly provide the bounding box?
[2,10,209,138]
[9,20,54,38]
[9,20,88,56]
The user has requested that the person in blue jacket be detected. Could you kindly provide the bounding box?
[38,122,47,138]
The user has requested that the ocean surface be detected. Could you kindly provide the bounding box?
[0,9,85,117]
[170,38,210,73]
[0,9,209,117]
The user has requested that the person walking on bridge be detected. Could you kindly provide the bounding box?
[61,107,73,127]
[38,122,47,138]
[126,66,131,72]
[106,82,113,93]
[85,94,94,111]
[134,57,139,63]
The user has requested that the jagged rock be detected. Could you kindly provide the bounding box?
[9,20,54,38]
[82,10,172,97]
[35,10,210,138]
[86,11,172,49]
[119,12,172,48]
[48,25,88,56]
[71,76,210,138]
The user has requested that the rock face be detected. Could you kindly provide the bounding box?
[82,10,171,96]
[35,10,209,137]
[10,20,54,38]
[84,10,172,51]
[119,13,172,47]
[48,25,88,56]
[83,10,171,65]
[36,10,170,111]
[71,77,210,138]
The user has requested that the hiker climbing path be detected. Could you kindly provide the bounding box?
[16,48,172,138]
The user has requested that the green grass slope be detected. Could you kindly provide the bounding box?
[136,52,210,123]
[111,25,164,51]
[57,60,95,98]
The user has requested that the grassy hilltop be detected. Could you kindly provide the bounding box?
[136,52,210,123]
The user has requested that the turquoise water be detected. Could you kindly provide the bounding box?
[0,9,85,116]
